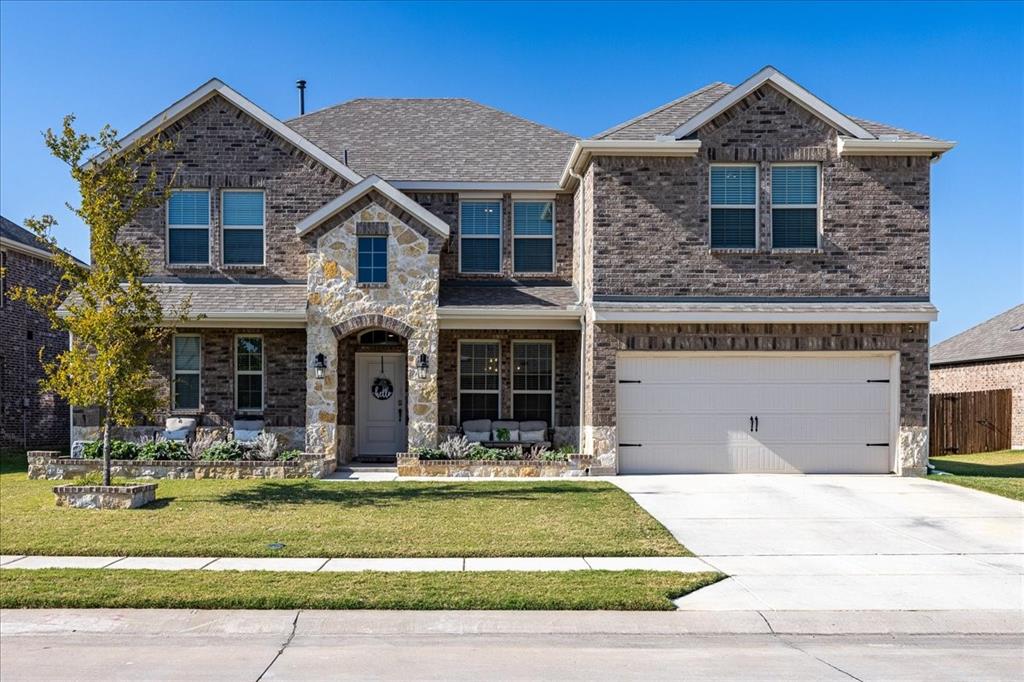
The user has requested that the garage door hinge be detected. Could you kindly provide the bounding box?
[618,380,642,384]
[866,379,890,383]
[619,443,643,447]
[866,443,890,447]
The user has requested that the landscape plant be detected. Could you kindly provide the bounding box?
[6,116,183,486]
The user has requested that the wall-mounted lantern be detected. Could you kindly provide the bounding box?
[314,353,327,379]
[416,353,429,379]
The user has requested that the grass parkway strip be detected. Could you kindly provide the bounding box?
[0,569,724,611]
[929,450,1024,502]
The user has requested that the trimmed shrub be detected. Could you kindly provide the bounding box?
[200,441,246,461]
[139,440,191,461]
[81,440,141,460]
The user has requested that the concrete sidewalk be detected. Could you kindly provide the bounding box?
[0,554,715,573]
[2,609,1021,681]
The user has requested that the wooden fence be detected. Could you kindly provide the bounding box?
[929,389,1012,456]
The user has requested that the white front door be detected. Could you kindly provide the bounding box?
[356,353,407,457]
[617,353,895,474]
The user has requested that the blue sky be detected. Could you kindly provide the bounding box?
[1,1,1020,341]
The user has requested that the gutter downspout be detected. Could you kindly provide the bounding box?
[569,167,586,455]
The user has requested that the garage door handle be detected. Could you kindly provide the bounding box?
[619,443,642,447]
[750,416,754,432]
[754,416,759,432]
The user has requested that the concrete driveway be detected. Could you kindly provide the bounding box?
[613,475,1024,611]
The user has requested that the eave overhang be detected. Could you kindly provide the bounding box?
[838,137,957,159]
[592,301,938,324]
[559,139,702,187]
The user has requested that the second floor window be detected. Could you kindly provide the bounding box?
[358,236,388,284]
[167,190,210,264]
[236,336,263,412]
[460,201,501,273]
[771,165,820,249]
[172,335,201,411]
[710,166,757,249]
[513,201,555,274]
[222,191,265,265]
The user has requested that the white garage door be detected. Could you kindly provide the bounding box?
[617,354,894,474]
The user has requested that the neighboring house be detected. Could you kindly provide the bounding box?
[67,65,956,475]
[931,305,1024,450]
[0,216,76,449]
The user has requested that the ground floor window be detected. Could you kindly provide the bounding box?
[512,341,554,423]
[459,341,499,423]
[235,335,264,412]
[172,334,200,410]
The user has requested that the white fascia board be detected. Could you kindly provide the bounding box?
[838,138,957,157]
[295,175,450,238]
[669,66,875,141]
[88,78,363,185]
[438,307,582,330]
[1,237,55,261]
[592,303,938,324]
[391,181,563,192]
[169,313,306,328]
[559,139,702,187]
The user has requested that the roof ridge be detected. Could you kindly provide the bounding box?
[591,81,732,139]
[288,97,575,138]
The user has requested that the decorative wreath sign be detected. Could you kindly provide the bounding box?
[371,376,394,401]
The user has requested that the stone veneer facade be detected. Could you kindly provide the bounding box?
[582,323,930,475]
[303,196,441,462]
[931,359,1024,450]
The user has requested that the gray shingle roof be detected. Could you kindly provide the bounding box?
[1,215,48,251]
[439,281,578,309]
[287,99,575,183]
[60,283,307,320]
[931,304,1024,365]
[594,82,936,141]
[594,83,734,140]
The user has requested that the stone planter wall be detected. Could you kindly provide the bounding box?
[397,454,592,478]
[53,483,158,509]
[27,451,332,480]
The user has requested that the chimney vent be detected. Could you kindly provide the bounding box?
[296,79,307,115]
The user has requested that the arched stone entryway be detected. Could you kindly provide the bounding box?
[302,201,440,464]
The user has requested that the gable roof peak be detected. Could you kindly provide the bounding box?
[670,66,876,140]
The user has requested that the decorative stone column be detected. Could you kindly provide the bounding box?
[305,318,338,461]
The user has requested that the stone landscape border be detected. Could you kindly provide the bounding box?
[396,454,592,478]
[27,451,332,480]
[52,484,158,509]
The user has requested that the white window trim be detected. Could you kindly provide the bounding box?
[166,189,211,266]
[357,235,389,285]
[171,334,202,413]
[511,340,555,424]
[221,189,266,267]
[457,339,501,423]
[511,199,556,275]
[458,199,502,275]
[235,334,264,413]
[708,164,759,250]
[770,162,822,250]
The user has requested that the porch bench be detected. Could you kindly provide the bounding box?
[461,420,551,450]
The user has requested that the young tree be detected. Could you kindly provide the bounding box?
[9,116,181,486]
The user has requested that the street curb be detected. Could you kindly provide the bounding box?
[2,609,1021,637]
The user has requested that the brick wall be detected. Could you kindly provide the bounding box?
[588,84,930,298]
[586,322,929,430]
[145,327,307,428]
[122,94,349,280]
[0,247,70,448]
[931,359,1024,449]
[437,329,580,429]
[434,193,574,281]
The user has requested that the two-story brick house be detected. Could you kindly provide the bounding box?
[1,216,80,449]
[70,66,954,475]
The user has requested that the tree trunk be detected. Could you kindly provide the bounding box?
[102,388,113,487]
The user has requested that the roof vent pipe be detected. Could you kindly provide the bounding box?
[296,80,307,115]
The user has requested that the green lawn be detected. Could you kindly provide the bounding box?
[0,452,686,558]
[929,450,1024,502]
[0,568,722,611]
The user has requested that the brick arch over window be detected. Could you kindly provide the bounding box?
[331,314,415,340]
